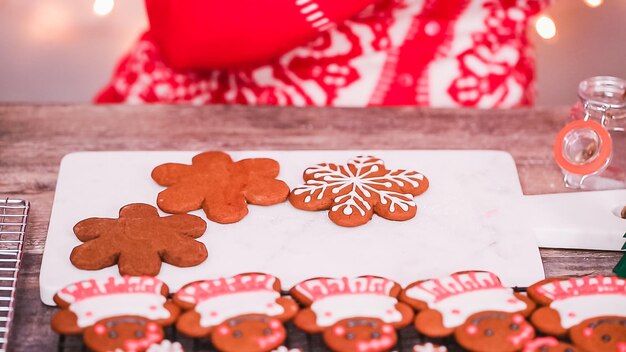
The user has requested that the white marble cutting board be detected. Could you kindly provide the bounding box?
[39,150,545,305]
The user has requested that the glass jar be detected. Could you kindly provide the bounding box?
[554,76,626,190]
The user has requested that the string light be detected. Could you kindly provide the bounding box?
[583,0,603,8]
[93,0,114,17]
[535,15,556,40]
[28,2,70,41]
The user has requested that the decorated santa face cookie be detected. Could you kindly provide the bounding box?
[173,273,298,352]
[522,337,580,352]
[455,312,535,352]
[289,155,429,227]
[527,276,626,337]
[50,276,179,352]
[399,271,535,338]
[569,316,626,352]
[290,276,414,352]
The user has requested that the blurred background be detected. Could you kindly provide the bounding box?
[0,0,624,105]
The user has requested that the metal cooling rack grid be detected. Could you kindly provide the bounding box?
[0,198,28,352]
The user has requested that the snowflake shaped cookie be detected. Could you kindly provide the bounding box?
[289,156,429,227]
[71,203,208,276]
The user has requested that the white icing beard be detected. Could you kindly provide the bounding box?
[408,288,526,328]
[70,293,169,328]
[310,294,402,327]
[194,291,284,327]
[551,294,626,329]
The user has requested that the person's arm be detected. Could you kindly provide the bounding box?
[145,0,376,71]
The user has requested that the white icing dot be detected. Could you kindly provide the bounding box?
[343,206,353,215]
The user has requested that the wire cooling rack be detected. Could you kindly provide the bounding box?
[0,198,29,351]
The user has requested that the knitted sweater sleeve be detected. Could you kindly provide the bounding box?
[145,0,376,70]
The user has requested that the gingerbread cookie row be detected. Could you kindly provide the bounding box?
[50,272,626,352]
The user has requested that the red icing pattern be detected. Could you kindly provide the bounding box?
[295,277,396,302]
[176,274,278,304]
[57,276,163,303]
[536,276,626,301]
[411,272,504,303]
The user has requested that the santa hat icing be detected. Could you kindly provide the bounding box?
[404,272,527,328]
[175,274,284,328]
[534,276,626,329]
[293,277,403,327]
[57,276,170,328]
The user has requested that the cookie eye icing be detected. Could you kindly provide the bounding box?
[269,319,281,329]
[147,323,159,333]
[263,328,272,336]
[94,324,107,336]
[134,330,144,338]
[333,326,346,336]
[602,334,612,343]
[233,330,243,338]
[466,325,478,335]
[108,330,118,339]
[509,323,520,331]
[382,324,394,334]
[483,329,494,337]
[371,332,381,339]
[217,326,231,336]
[345,332,355,340]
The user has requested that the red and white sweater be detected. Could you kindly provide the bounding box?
[96,0,549,107]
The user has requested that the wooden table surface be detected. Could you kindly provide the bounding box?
[0,104,622,351]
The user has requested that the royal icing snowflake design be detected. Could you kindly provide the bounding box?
[289,156,428,227]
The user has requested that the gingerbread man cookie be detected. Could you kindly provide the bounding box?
[152,151,290,224]
[51,276,179,352]
[527,276,626,338]
[290,276,414,352]
[399,271,535,338]
[71,203,207,276]
[455,312,535,352]
[173,273,298,352]
[289,155,429,227]
[523,337,580,352]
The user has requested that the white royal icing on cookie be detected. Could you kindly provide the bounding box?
[271,347,302,352]
[146,340,184,352]
[195,290,284,327]
[535,276,626,329]
[175,274,285,327]
[405,272,527,329]
[294,277,402,327]
[413,342,448,352]
[57,276,170,328]
[293,156,423,216]
[70,293,169,328]
[311,294,402,327]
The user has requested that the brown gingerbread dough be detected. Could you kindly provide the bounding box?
[71,203,207,276]
[152,151,290,224]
